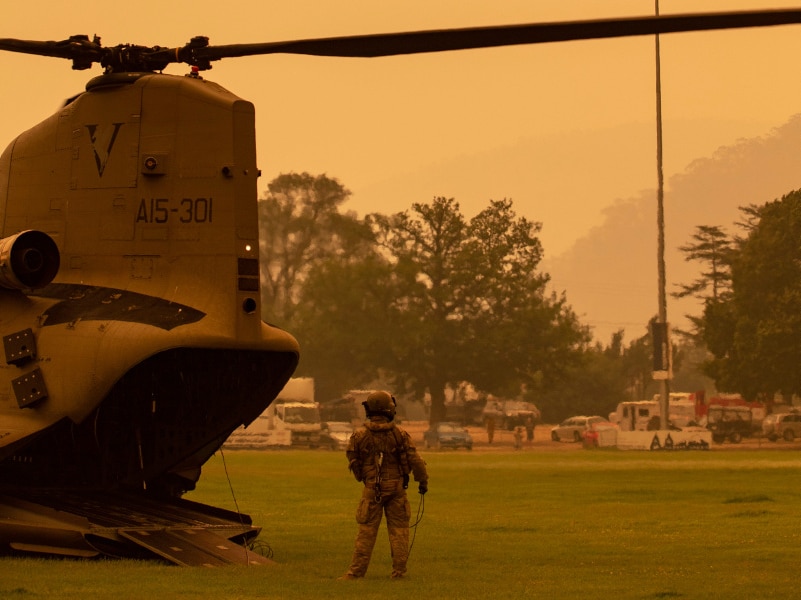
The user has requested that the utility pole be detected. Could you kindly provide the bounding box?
[654,0,671,428]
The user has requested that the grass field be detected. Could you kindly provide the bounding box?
[2,447,801,599]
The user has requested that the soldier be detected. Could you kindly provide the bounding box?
[524,415,535,443]
[486,414,496,444]
[513,426,523,450]
[339,391,429,580]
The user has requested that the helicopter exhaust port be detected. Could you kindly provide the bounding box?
[0,230,61,291]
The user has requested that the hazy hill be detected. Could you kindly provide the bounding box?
[545,114,801,344]
[346,114,801,345]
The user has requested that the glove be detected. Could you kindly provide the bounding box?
[418,481,428,495]
[348,459,363,482]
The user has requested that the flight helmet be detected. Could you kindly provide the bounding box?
[363,390,396,421]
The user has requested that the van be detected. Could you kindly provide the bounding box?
[762,412,801,442]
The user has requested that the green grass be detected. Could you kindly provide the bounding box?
[3,449,801,599]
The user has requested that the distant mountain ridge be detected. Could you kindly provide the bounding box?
[347,114,801,344]
[545,114,801,343]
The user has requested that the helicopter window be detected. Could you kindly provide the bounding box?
[238,279,259,292]
[238,258,259,292]
[238,258,259,276]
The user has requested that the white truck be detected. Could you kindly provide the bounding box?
[225,378,325,448]
[610,395,698,432]
[610,395,713,450]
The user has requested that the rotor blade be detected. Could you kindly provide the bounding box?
[197,9,801,60]
[3,8,801,72]
[0,37,101,60]
[0,38,75,59]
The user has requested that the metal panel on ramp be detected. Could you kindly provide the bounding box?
[119,527,272,566]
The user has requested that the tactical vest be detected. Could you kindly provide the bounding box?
[349,424,411,483]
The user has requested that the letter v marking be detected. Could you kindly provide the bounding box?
[86,123,124,177]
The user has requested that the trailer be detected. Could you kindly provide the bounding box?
[610,397,698,432]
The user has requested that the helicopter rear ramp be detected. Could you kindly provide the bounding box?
[0,489,272,566]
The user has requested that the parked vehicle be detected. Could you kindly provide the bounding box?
[551,416,608,442]
[582,420,619,447]
[423,422,473,450]
[762,411,801,441]
[610,398,697,431]
[695,392,766,428]
[481,397,540,430]
[609,391,766,432]
[225,378,324,448]
[707,405,753,443]
[322,421,354,450]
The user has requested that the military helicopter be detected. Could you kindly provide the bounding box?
[0,8,799,566]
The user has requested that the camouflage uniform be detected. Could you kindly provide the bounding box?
[342,417,428,579]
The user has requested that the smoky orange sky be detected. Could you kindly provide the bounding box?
[2,0,801,338]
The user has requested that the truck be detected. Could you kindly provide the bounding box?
[224,378,325,448]
[694,392,766,428]
[707,404,755,443]
[610,395,698,431]
[611,391,768,435]
[481,396,540,430]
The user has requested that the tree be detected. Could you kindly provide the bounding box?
[673,225,733,302]
[296,196,590,422]
[259,172,366,325]
[534,321,706,423]
[673,225,734,340]
[291,253,399,402]
[537,331,628,422]
[703,191,801,398]
[670,337,717,396]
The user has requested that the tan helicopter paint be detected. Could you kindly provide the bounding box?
[0,72,299,460]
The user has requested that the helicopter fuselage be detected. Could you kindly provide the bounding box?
[0,71,298,498]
